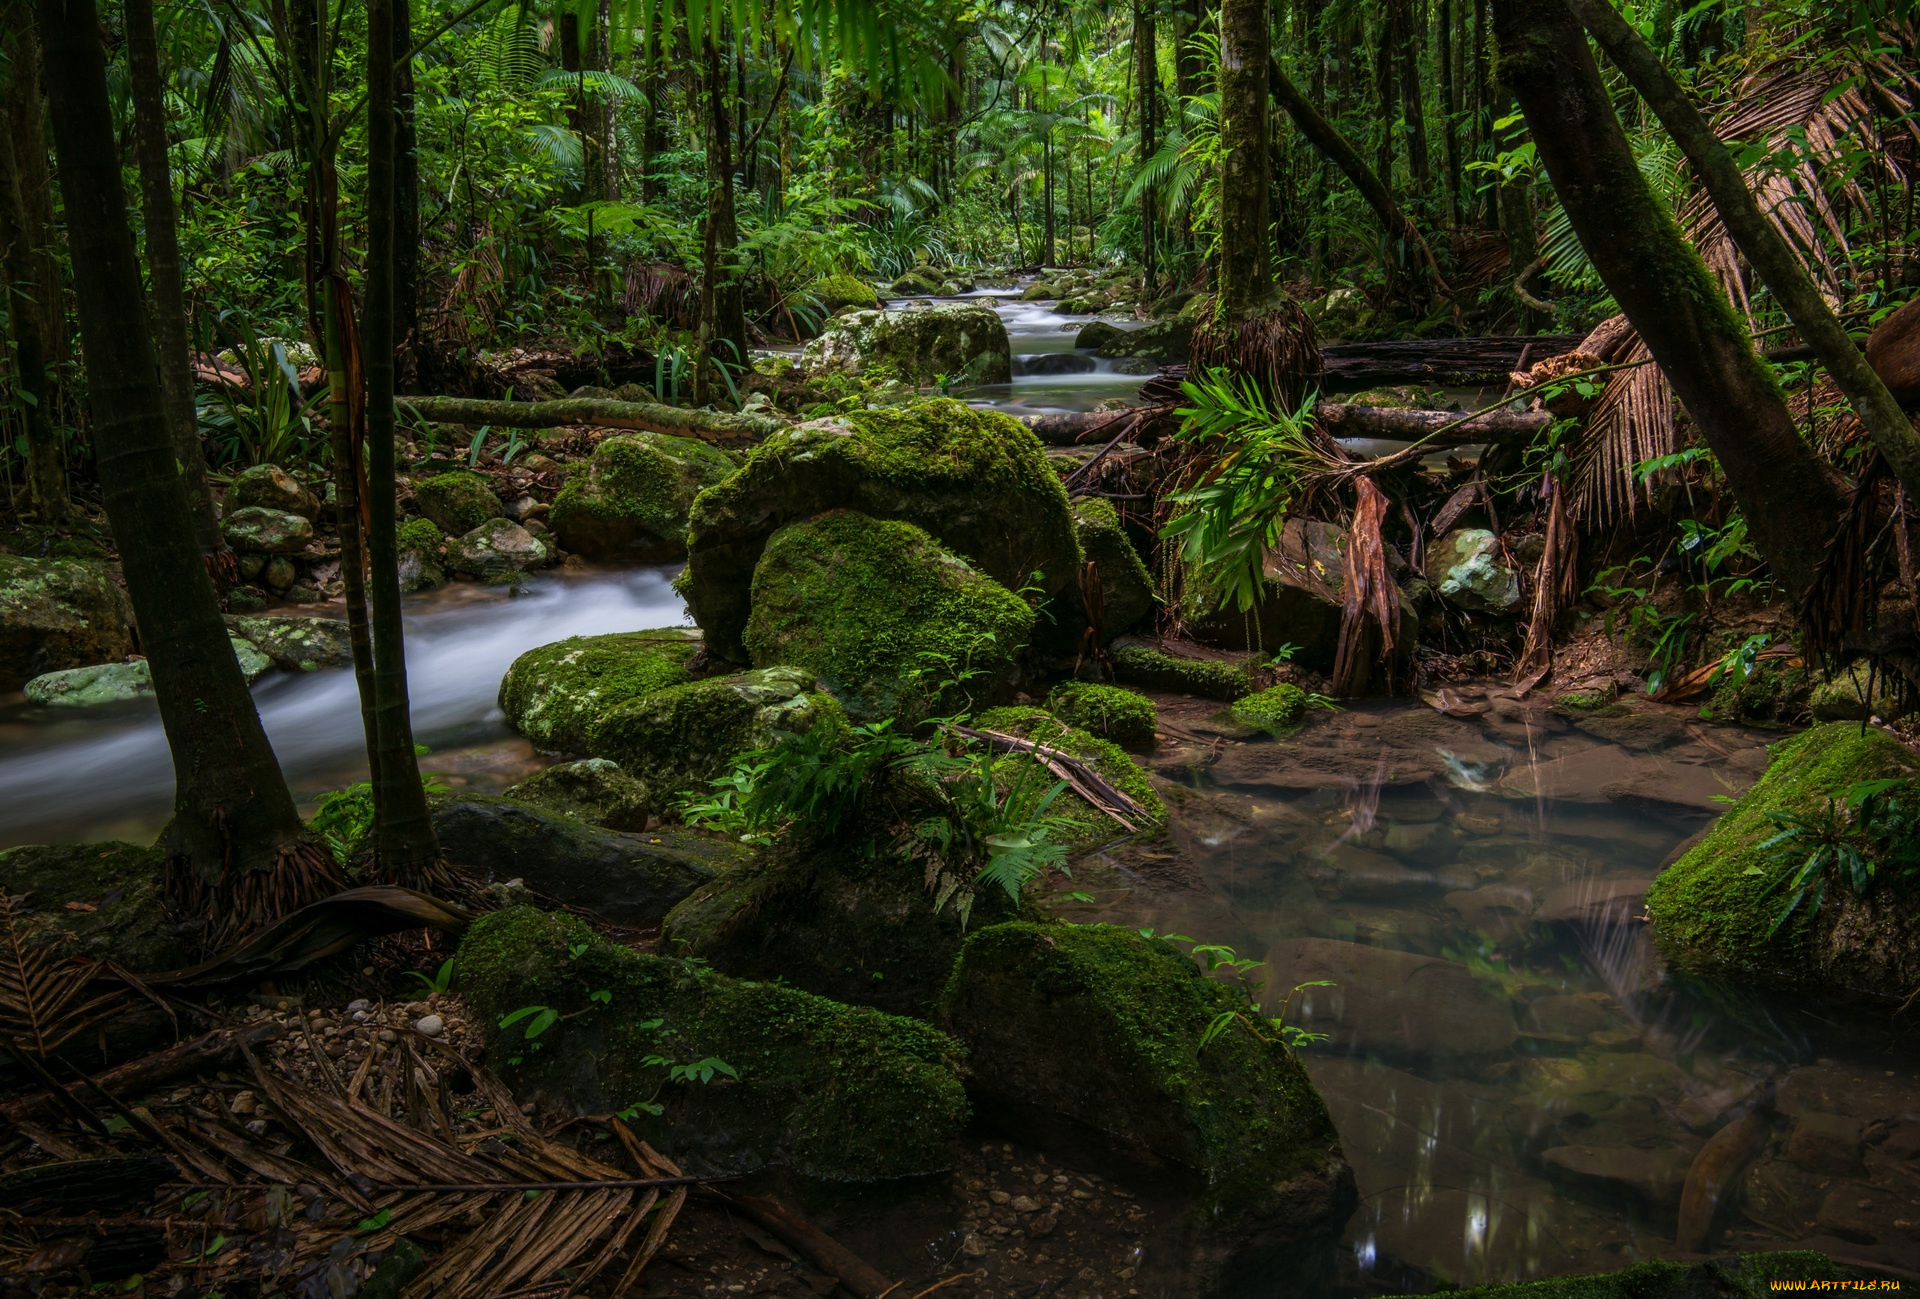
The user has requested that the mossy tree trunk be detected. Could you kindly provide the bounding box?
[1135,0,1157,291]
[1491,0,1846,595]
[1216,0,1274,317]
[36,0,339,938]
[695,33,746,407]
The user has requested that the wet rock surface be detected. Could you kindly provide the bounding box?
[0,554,136,689]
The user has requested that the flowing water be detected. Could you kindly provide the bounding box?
[960,293,1154,416]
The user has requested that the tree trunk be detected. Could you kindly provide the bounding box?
[1394,0,1429,189]
[1043,134,1056,265]
[1437,0,1459,224]
[125,0,221,559]
[364,0,440,881]
[1269,56,1425,273]
[1491,0,1845,595]
[405,394,785,443]
[1217,0,1274,316]
[1373,2,1397,185]
[35,0,337,936]
[394,0,420,386]
[1472,0,1492,222]
[1569,0,1920,506]
[0,4,69,522]
[1136,0,1157,290]
[694,33,745,405]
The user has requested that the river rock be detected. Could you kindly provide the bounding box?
[0,556,136,691]
[498,627,702,754]
[1425,528,1522,613]
[1071,497,1154,638]
[225,614,352,672]
[0,840,191,971]
[1787,1112,1866,1177]
[887,267,943,298]
[1109,638,1257,700]
[503,758,650,831]
[1095,315,1193,364]
[941,922,1357,1297]
[446,519,549,581]
[226,464,319,521]
[457,906,969,1180]
[799,304,1012,387]
[1074,320,1127,351]
[1809,661,1904,722]
[743,511,1034,721]
[682,398,1080,664]
[1263,937,1518,1058]
[1044,681,1156,745]
[1646,723,1920,999]
[24,634,272,706]
[396,519,446,593]
[813,273,878,311]
[549,433,737,563]
[220,506,313,554]
[588,666,843,809]
[412,470,502,536]
[432,796,739,923]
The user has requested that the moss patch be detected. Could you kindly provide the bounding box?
[413,471,501,537]
[550,433,736,563]
[0,841,189,971]
[973,706,1164,845]
[1070,498,1155,638]
[1110,641,1255,701]
[813,274,878,311]
[1046,682,1156,745]
[498,629,702,755]
[1231,683,1310,730]
[1646,723,1920,997]
[455,907,969,1180]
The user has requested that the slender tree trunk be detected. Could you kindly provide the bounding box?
[694,33,744,405]
[36,0,338,934]
[1307,0,1329,274]
[125,0,221,559]
[1136,0,1157,290]
[1472,0,1492,223]
[1491,0,1845,595]
[1373,3,1397,186]
[365,0,439,880]
[641,22,663,202]
[394,0,420,386]
[597,0,617,200]
[1437,0,1459,224]
[1043,134,1056,265]
[1217,0,1274,315]
[1569,0,1920,507]
[1270,57,1421,268]
[1394,0,1429,190]
[0,4,68,522]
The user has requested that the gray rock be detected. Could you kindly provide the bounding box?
[262,555,297,591]
[1074,321,1128,351]
[1425,528,1522,613]
[221,506,314,554]
[799,304,1013,387]
[226,615,353,672]
[0,556,137,690]
[446,519,549,581]
[226,464,319,521]
[504,758,650,831]
[1095,315,1192,363]
[25,634,272,706]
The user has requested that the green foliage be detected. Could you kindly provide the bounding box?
[1230,683,1336,730]
[1752,778,1920,932]
[1045,682,1156,745]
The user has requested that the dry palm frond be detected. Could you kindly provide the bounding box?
[0,890,127,1058]
[1569,336,1676,525]
[1330,478,1399,697]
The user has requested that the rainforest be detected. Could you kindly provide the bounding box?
[0,0,1918,1294]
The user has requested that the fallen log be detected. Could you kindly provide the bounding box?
[1023,401,1551,448]
[1320,336,1586,387]
[402,395,787,445]
[0,1020,284,1124]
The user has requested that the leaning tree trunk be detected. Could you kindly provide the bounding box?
[1491,0,1846,595]
[1569,0,1920,503]
[0,4,69,523]
[125,0,223,561]
[365,0,441,882]
[35,0,339,939]
[1192,0,1322,404]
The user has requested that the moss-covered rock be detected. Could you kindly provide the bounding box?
[799,304,1012,387]
[1425,527,1522,613]
[886,267,944,298]
[1110,638,1256,701]
[683,398,1081,663]
[744,512,1035,722]
[219,506,313,554]
[396,519,446,593]
[446,519,549,581]
[973,706,1165,844]
[1809,661,1902,722]
[455,907,969,1179]
[226,464,319,521]
[1380,1253,1848,1299]
[589,666,844,810]
[549,433,737,563]
[813,273,879,311]
[1231,683,1311,730]
[1646,724,1920,998]
[225,615,351,672]
[1070,497,1154,638]
[0,841,191,971]
[1046,682,1156,745]
[24,633,272,705]
[504,758,650,831]
[941,922,1355,1294]
[413,470,501,537]
[1094,315,1193,364]
[498,628,702,755]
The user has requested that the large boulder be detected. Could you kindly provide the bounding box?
[226,464,319,521]
[799,304,1012,387]
[503,758,650,831]
[1646,724,1920,999]
[445,519,549,581]
[1425,528,1522,614]
[498,628,702,754]
[432,796,741,924]
[0,557,137,689]
[549,433,737,563]
[456,906,970,1180]
[941,923,1357,1296]
[412,470,501,536]
[743,512,1035,721]
[219,506,312,554]
[588,666,844,809]
[812,273,878,312]
[225,614,351,672]
[1071,497,1154,638]
[683,398,1081,663]
[1095,315,1193,364]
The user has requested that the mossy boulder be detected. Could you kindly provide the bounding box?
[1425,527,1522,614]
[1810,661,1903,722]
[1646,723,1920,998]
[25,634,272,705]
[432,796,740,924]
[1380,1253,1848,1299]
[504,759,650,831]
[1046,682,1156,745]
[813,273,879,311]
[446,519,549,581]
[941,922,1356,1295]
[1110,638,1256,701]
[743,512,1035,722]
[973,706,1165,844]
[799,304,1012,387]
[0,841,191,971]
[1070,497,1154,638]
[498,628,702,755]
[455,906,969,1180]
[1231,683,1311,730]
[396,519,446,593]
[1094,315,1193,364]
[226,464,319,521]
[549,433,737,563]
[219,506,313,554]
[886,267,944,298]
[683,398,1081,664]
[589,666,844,811]
[225,615,351,672]
[413,470,501,537]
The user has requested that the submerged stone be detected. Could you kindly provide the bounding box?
[220,506,313,554]
[1070,497,1154,638]
[743,511,1034,721]
[1375,1252,1846,1299]
[504,758,651,831]
[412,470,502,536]
[549,433,736,563]
[498,628,702,755]
[455,907,969,1180]
[1263,936,1519,1058]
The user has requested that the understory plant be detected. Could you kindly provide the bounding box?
[1752,777,1920,933]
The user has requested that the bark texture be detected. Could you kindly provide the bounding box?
[1216,0,1274,315]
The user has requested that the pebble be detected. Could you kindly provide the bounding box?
[989,1190,1011,1205]
[377,1029,397,1043]
[1011,1195,1041,1213]
[346,998,371,1013]
[244,1119,269,1136]
[414,1014,445,1037]
[229,1091,257,1115]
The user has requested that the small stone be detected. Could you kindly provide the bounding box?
[377,1029,396,1043]
[245,1119,269,1136]
[346,998,370,1013]
[413,1014,445,1037]
[1011,1195,1040,1213]
[351,1009,371,1023]
[1027,1213,1058,1238]
[229,1091,257,1115]
[989,1190,1011,1205]
[962,1233,988,1258]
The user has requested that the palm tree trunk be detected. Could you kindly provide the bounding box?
[1395,0,1429,190]
[35,0,339,937]
[1438,0,1459,224]
[1217,0,1275,316]
[1491,0,1846,595]
[394,0,421,387]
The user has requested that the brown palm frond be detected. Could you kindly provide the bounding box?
[1567,336,1676,525]
[1330,478,1399,697]
[1187,294,1325,408]
[0,890,128,1058]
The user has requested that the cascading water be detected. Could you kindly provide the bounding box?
[959,293,1153,415]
